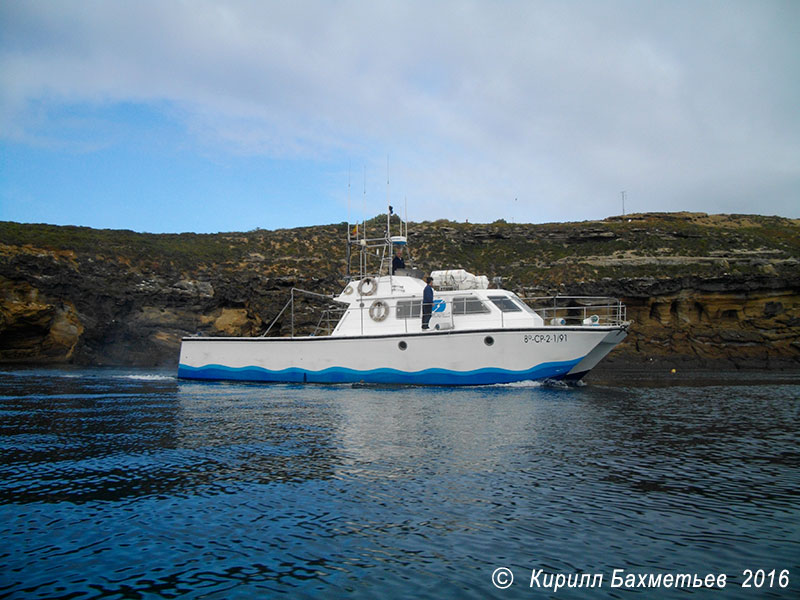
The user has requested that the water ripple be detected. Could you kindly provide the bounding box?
[0,368,798,598]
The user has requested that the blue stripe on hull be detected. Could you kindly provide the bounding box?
[177,359,582,386]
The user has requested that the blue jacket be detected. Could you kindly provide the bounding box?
[423,284,433,305]
[392,255,405,274]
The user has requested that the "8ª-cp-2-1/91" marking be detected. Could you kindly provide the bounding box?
[524,333,568,344]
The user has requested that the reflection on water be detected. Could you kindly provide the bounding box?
[1,368,798,599]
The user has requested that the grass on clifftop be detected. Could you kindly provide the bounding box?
[2,213,798,286]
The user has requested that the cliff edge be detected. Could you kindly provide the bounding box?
[2,212,798,369]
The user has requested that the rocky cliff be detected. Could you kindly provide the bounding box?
[2,213,798,369]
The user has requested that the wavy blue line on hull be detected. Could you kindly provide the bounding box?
[177,359,583,385]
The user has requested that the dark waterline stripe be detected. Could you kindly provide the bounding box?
[177,358,583,385]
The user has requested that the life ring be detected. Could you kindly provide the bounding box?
[343,284,354,295]
[369,300,388,321]
[358,277,377,296]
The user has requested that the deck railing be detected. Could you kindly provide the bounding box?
[262,288,342,338]
[313,307,348,336]
[263,290,627,338]
[519,296,627,326]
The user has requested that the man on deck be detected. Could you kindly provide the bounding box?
[392,248,405,274]
[422,276,434,330]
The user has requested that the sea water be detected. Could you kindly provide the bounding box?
[1,367,798,599]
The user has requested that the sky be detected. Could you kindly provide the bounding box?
[1,0,798,234]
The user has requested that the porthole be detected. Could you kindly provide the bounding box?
[484,336,495,346]
[398,341,408,351]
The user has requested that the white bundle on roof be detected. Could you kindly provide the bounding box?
[431,269,489,290]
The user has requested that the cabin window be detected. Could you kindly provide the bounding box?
[510,294,537,315]
[396,300,421,319]
[488,295,522,313]
[453,296,490,315]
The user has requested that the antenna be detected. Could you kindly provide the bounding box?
[347,162,351,240]
[360,165,367,278]
[346,162,352,280]
[386,155,390,238]
[621,190,626,216]
[404,196,408,238]
[362,165,367,241]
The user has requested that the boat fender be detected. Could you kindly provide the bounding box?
[369,300,388,322]
[358,277,377,296]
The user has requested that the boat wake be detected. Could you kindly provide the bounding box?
[113,374,175,382]
[490,378,586,389]
[489,380,544,388]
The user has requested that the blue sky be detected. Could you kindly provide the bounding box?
[1,0,798,234]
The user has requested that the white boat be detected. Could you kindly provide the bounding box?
[178,212,629,385]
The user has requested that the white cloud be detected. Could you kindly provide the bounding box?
[2,0,798,225]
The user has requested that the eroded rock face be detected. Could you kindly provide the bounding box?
[1,214,798,367]
[0,279,83,362]
[213,308,253,335]
[0,241,274,365]
[621,288,799,366]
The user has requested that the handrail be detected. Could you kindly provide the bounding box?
[262,297,292,337]
[261,287,341,338]
[519,295,627,326]
[313,307,347,336]
[264,289,627,338]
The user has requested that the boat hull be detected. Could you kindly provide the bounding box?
[178,327,626,385]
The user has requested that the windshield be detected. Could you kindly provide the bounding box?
[488,295,522,313]
[510,294,537,315]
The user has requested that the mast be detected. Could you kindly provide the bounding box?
[361,165,367,279]
[345,163,351,280]
[341,160,412,281]
[384,157,391,276]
